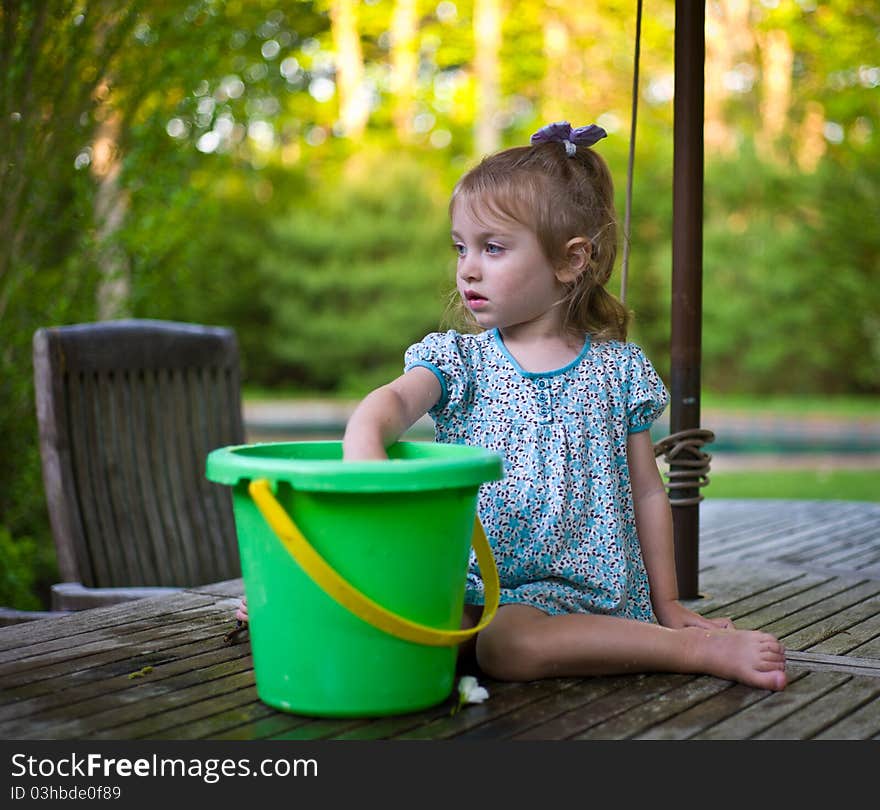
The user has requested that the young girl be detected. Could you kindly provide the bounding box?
[340,121,787,692]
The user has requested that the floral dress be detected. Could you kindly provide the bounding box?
[404,328,669,621]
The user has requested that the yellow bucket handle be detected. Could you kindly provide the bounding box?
[248,478,499,647]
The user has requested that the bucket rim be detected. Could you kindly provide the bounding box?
[206,440,504,492]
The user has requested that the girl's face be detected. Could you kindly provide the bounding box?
[451,199,567,337]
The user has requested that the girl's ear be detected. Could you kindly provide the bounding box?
[555,237,592,284]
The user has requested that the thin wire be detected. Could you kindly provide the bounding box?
[621,0,643,306]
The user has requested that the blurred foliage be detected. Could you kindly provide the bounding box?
[256,149,454,393]
[1,0,878,610]
[703,146,880,393]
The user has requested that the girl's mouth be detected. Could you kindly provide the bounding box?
[464,290,488,310]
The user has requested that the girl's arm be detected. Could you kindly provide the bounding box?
[627,430,734,630]
[343,366,442,460]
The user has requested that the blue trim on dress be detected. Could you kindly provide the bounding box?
[405,360,449,408]
[491,328,592,378]
[628,424,651,435]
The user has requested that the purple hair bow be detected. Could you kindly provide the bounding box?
[530,121,607,156]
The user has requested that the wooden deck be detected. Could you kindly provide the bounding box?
[1,499,878,741]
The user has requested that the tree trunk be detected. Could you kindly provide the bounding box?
[473,0,502,156]
[796,100,826,172]
[390,0,418,141]
[91,88,130,320]
[756,27,793,163]
[704,0,753,155]
[541,13,570,125]
[330,0,369,137]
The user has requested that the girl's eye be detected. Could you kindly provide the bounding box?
[485,243,503,255]
[452,243,466,257]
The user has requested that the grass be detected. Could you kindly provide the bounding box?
[701,392,880,419]
[705,469,879,502]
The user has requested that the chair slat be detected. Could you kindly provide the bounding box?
[113,368,163,584]
[190,366,241,581]
[33,320,246,599]
[68,371,117,588]
[201,366,242,576]
[157,366,204,585]
[126,368,177,584]
[144,367,193,587]
[183,367,218,581]
[95,369,145,585]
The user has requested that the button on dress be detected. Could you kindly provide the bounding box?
[405,328,669,621]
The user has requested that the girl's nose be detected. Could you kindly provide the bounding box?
[458,252,481,281]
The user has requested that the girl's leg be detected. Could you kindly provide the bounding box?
[472,603,787,691]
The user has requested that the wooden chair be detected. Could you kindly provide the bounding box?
[33,319,246,611]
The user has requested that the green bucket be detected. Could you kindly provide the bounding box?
[206,440,503,717]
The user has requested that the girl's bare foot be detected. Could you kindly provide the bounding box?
[683,626,787,691]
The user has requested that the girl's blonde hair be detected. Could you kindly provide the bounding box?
[447,140,631,341]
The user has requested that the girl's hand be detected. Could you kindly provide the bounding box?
[653,599,734,631]
[236,597,248,623]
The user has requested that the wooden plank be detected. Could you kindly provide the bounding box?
[3,604,232,671]
[785,650,880,676]
[209,710,314,741]
[694,670,851,739]
[717,517,865,570]
[638,671,812,740]
[394,678,578,740]
[0,607,233,691]
[19,670,256,741]
[779,523,880,574]
[33,333,81,583]
[150,367,198,585]
[91,672,258,740]
[0,591,229,654]
[455,676,631,740]
[269,717,371,741]
[813,696,880,739]
[572,676,734,740]
[779,584,880,656]
[0,641,251,725]
[126,368,175,585]
[700,511,815,557]
[332,699,467,741]
[849,633,880,659]
[69,369,115,587]
[96,369,141,584]
[720,575,874,641]
[156,367,202,584]
[701,501,825,547]
[700,502,880,570]
[109,368,158,583]
[188,366,230,582]
[762,580,880,648]
[755,676,880,740]
[0,593,231,660]
[508,674,684,740]
[176,367,215,582]
[690,563,831,618]
[152,699,280,741]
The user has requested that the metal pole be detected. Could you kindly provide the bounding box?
[670,0,705,598]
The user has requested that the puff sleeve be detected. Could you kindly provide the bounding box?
[404,330,471,418]
[625,344,669,434]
